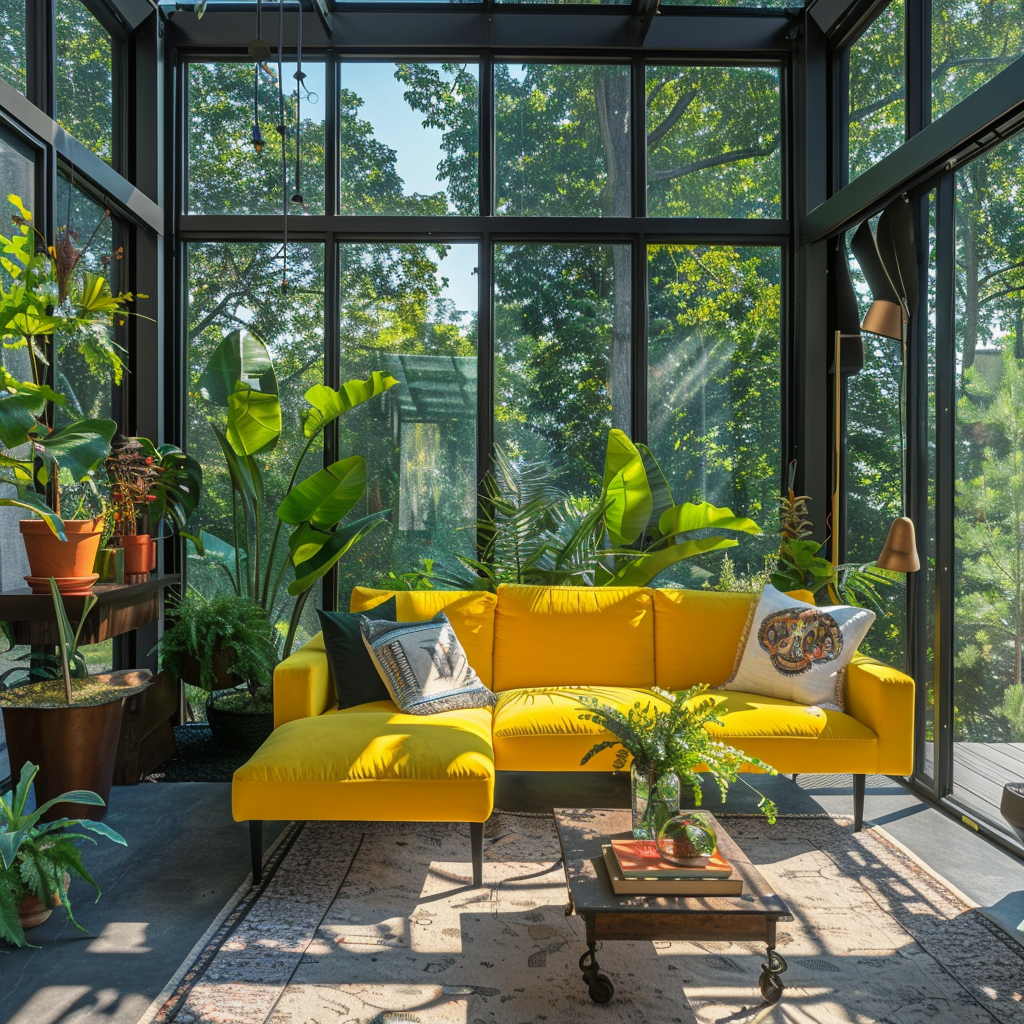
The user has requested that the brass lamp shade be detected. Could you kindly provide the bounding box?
[861,299,904,341]
[876,516,920,572]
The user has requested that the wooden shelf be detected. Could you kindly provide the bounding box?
[0,575,181,646]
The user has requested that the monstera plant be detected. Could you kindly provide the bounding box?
[192,330,398,657]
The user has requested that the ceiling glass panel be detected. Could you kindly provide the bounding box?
[56,0,114,164]
[660,0,804,7]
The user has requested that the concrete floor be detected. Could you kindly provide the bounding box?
[0,773,1022,1024]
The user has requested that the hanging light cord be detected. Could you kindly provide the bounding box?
[277,0,288,292]
[293,4,304,207]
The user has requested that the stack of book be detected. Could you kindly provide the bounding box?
[601,838,744,896]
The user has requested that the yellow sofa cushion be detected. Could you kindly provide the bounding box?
[350,587,498,689]
[653,589,754,690]
[492,585,655,692]
[492,686,671,771]
[232,703,494,823]
[491,683,881,775]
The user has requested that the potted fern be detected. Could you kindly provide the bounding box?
[153,591,279,748]
[0,579,152,822]
[0,761,127,946]
[577,687,779,838]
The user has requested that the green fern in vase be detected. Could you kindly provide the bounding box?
[577,687,779,824]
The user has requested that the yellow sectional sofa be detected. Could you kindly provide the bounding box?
[233,584,914,883]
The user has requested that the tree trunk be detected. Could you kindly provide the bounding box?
[596,68,633,433]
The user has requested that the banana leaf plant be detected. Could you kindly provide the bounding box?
[598,429,762,586]
[193,330,398,656]
[411,429,761,590]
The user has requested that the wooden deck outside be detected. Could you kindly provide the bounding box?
[948,742,1024,834]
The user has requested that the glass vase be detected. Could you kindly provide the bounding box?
[630,763,681,839]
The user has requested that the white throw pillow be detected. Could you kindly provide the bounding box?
[719,585,875,709]
[360,612,497,715]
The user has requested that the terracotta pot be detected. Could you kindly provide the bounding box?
[20,518,105,591]
[18,893,54,931]
[2,695,126,822]
[148,536,157,572]
[119,534,152,577]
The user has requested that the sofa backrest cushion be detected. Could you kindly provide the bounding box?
[492,584,655,692]
[350,587,498,689]
[653,589,754,689]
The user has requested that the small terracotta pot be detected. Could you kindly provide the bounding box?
[148,536,157,572]
[20,518,105,591]
[119,534,152,577]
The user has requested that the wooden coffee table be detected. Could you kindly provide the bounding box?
[554,807,792,1006]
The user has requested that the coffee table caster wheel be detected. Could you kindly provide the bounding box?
[759,947,786,1005]
[759,970,783,1004]
[588,974,614,1004]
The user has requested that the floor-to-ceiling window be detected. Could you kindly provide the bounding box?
[177,21,790,640]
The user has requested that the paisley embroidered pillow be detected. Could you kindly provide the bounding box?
[360,612,497,715]
[719,585,875,709]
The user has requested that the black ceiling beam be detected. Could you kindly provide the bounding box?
[802,53,1024,244]
[805,0,885,41]
[164,9,792,54]
[635,0,660,45]
[177,214,789,243]
[0,78,163,234]
[309,0,333,34]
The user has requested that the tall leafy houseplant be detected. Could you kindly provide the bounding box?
[195,330,398,655]
[0,762,127,947]
[770,461,894,608]
[413,429,761,590]
[0,195,127,537]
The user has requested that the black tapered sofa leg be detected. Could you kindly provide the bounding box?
[249,820,264,885]
[853,775,866,832]
[470,821,484,887]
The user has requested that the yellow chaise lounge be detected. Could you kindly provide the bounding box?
[233,585,915,883]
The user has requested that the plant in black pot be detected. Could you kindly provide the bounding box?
[154,591,279,749]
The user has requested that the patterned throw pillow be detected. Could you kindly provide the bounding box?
[719,585,875,709]
[359,612,498,715]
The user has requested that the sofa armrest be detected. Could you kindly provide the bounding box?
[844,655,915,775]
[273,633,333,728]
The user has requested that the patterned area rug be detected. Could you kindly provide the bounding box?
[144,812,1024,1024]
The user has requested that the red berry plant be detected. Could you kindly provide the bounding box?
[106,436,160,537]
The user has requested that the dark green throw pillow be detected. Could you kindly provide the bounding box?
[318,597,397,710]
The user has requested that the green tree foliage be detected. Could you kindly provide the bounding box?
[954,351,1024,740]
[54,0,113,164]
[0,0,25,94]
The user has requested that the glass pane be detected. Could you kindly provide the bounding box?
[661,0,803,5]
[54,176,118,429]
[186,242,325,648]
[844,228,907,668]
[495,64,630,218]
[848,1,905,183]
[187,61,326,215]
[0,0,26,94]
[336,242,478,598]
[933,0,1024,119]
[647,245,781,588]
[952,132,1024,830]
[646,66,781,219]
[0,130,35,600]
[339,62,479,216]
[55,0,114,164]
[494,242,629,493]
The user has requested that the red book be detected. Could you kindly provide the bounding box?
[610,839,733,879]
